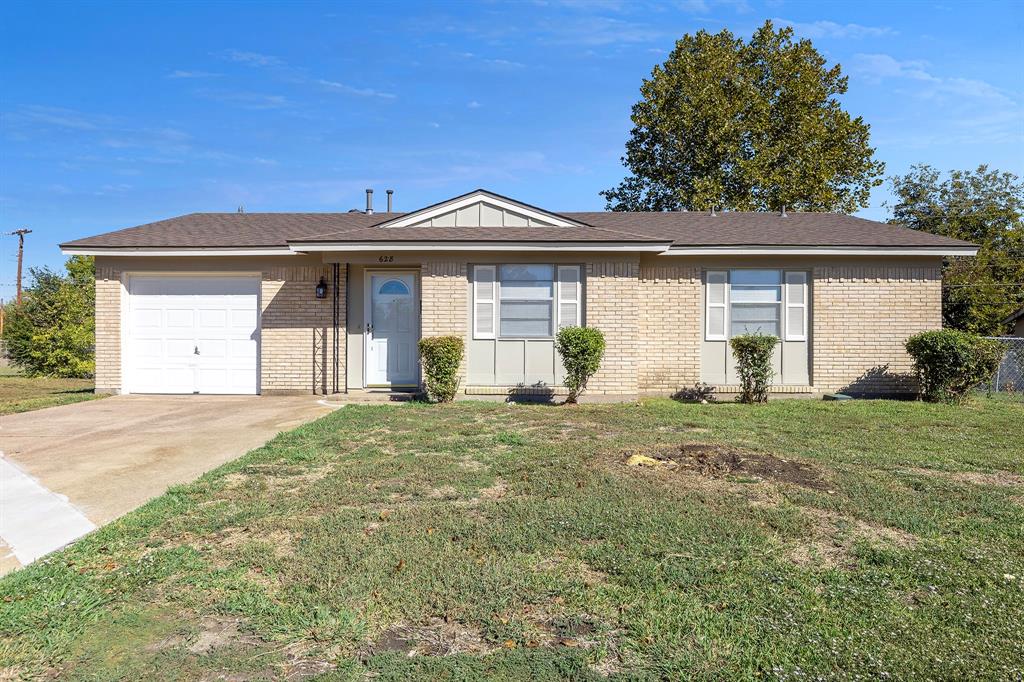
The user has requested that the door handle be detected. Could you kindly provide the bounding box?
[365,323,373,334]
[194,345,200,355]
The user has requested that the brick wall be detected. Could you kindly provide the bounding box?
[812,264,942,394]
[94,264,123,394]
[637,263,702,392]
[585,260,641,395]
[420,260,469,383]
[260,264,344,394]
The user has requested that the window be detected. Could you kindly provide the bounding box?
[473,264,582,339]
[704,270,808,341]
[730,269,781,337]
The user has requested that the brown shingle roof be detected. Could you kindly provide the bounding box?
[61,210,975,249]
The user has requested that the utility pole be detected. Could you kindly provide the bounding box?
[8,228,32,305]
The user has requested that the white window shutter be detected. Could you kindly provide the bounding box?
[473,265,496,339]
[705,271,728,340]
[556,265,581,329]
[784,271,808,341]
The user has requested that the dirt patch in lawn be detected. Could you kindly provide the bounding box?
[623,443,827,491]
[361,619,490,658]
[189,616,262,654]
[788,507,918,569]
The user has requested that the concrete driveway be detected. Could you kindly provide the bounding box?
[1,395,335,574]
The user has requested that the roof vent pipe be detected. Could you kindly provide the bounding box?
[710,206,717,217]
[365,189,374,215]
[386,189,394,213]
[781,205,788,218]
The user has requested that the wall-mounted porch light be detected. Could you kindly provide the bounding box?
[315,276,328,299]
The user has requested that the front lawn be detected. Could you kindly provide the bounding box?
[1,398,1022,679]
[0,366,101,415]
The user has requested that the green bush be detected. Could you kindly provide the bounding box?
[2,255,95,377]
[418,336,464,403]
[905,329,1004,404]
[729,333,779,404]
[555,326,606,403]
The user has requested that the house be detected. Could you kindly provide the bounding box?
[1003,306,1024,337]
[59,189,977,400]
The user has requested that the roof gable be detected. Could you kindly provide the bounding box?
[375,189,586,228]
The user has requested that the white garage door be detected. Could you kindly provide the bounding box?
[127,276,259,394]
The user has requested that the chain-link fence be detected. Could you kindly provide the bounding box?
[984,336,1023,398]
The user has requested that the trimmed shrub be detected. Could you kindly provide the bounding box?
[730,333,779,404]
[555,326,606,403]
[905,329,1004,404]
[418,336,464,403]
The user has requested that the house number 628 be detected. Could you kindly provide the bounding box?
[378,255,394,263]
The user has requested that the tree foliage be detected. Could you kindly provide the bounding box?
[889,164,1024,334]
[602,20,884,213]
[2,256,95,377]
[418,335,464,403]
[905,330,1003,404]
[555,326,606,404]
[730,333,778,404]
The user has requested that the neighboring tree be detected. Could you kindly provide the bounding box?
[602,20,884,213]
[889,165,1024,334]
[555,326,606,404]
[2,255,95,377]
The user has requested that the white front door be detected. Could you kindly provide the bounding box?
[127,275,259,394]
[365,272,419,387]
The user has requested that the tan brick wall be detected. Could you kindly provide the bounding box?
[637,263,701,392]
[812,263,942,394]
[260,264,345,394]
[420,260,469,383]
[94,263,123,394]
[585,260,641,395]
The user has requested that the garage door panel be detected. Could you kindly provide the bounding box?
[198,309,227,328]
[128,276,259,395]
[166,308,196,328]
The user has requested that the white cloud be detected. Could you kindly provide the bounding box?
[467,100,482,109]
[167,70,221,79]
[12,105,102,130]
[196,90,292,110]
[222,50,283,67]
[852,53,1012,103]
[317,79,396,99]
[775,18,896,39]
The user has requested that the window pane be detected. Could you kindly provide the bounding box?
[500,264,553,282]
[500,300,552,337]
[731,319,779,336]
[732,285,781,303]
[730,303,779,337]
[731,270,781,286]
[500,280,553,299]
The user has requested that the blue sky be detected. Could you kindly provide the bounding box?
[1,0,1022,300]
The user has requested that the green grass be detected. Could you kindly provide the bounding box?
[0,365,102,415]
[1,397,1022,680]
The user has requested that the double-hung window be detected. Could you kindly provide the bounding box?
[705,269,808,341]
[473,264,582,339]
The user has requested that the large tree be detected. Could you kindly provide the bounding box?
[2,255,95,377]
[602,21,884,213]
[889,164,1024,335]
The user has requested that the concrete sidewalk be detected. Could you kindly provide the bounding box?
[0,395,335,574]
